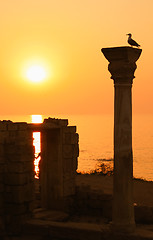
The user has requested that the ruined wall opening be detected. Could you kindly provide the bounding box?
[32,130,42,209]
[0,118,78,235]
[33,131,41,178]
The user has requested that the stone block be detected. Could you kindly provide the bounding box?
[73,144,79,157]
[8,124,18,131]
[28,201,35,212]
[0,157,5,164]
[0,131,9,143]
[63,158,72,173]
[24,161,34,172]
[0,184,4,192]
[63,145,73,158]
[0,197,3,207]
[6,144,34,159]
[5,184,34,203]
[44,117,68,126]
[4,154,22,162]
[63,126,76,133]
[59,119,68,126]
[7,162,25,173]
[8,132,18,141]
[63,185,75,197]
[72,157,78,171]
[72,133,79,144]
[63,173,74,184]
[4,143,17,155]
[0,122,8,131]
[16,140,27,146]
[15,122,27,130]
[17,130,28,138]
[63,133,79,144]
[4,173,27,185]
[63,133,71,144]
[26,172,35,184]
[0,174,4,183]
[0,145,4,157]
[24,183,35,202]
[5,185,23,193]
[5,203,27,215]
[4,192,13,203]
[13,190,25,204]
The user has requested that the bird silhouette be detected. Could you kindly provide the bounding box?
[127,33,140,48]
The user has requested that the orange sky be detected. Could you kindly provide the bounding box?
[0,0,153,115]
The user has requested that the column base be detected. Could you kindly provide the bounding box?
[111,221,135,234]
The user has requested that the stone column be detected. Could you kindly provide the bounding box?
[101,47,142,233]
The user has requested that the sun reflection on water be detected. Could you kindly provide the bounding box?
[31,115,43,178]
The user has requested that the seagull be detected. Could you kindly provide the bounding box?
[126,33,140,48]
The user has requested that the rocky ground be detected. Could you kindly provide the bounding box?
[4,175,153,240]
[76,174,153,207]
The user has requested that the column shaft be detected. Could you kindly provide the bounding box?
[113,84,135,232]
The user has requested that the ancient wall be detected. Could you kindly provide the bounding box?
[0,121,34,235]
[0,118,79,236]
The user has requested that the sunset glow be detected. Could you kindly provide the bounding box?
[26,65,47,83]
[0,0,153,115]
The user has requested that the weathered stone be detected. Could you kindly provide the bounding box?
[24,161,34,172]
[0,131,9,143]
[4,192,13,203]
[0,184,4,192]
[4,173,27,185]
[63,133,71,144]
[63,126,76,133]
[16,122,28,130]
[5,185,24,193]
[63,158,72,173]
[5,203,27,215]
[59,119,68,126]
[0,122,8,131]
[72,157,78,171]
[73,144,79,157]
[13,190,26,204]
[63,145,73,158]
[0,157,5,163]
[63,133,79,144]
[6,162,25,173]
[72,133,79,144]
[24,184,35,202]
[28,201,35,212]
[8,124,18,131]
[43,118,68,127]
[0,145,4,157]
[0,116,79,233]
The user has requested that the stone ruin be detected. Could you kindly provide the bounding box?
[0,117,79,235]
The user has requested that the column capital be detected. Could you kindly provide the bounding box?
[101,47,142,84]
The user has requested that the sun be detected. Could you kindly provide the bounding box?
[26,65,47,83]
[31,115,43,123]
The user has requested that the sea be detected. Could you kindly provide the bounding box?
[0,114,153,181]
